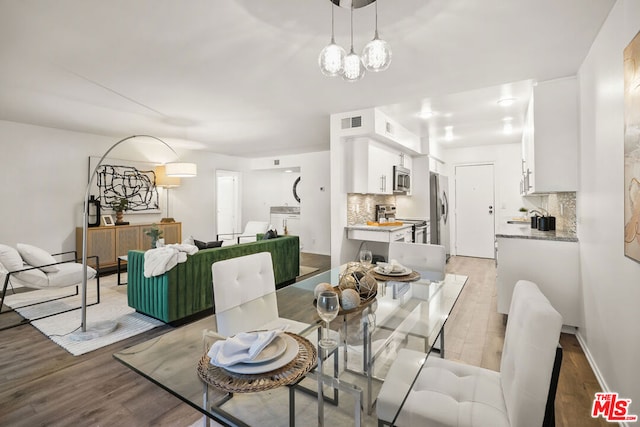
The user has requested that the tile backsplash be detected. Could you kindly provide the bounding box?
[545,192,577,234]
[347,194,396,225]
[526,192,576,233]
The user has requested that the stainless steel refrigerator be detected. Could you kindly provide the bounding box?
[430,172,451,261]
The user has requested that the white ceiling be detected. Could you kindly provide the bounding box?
[0,0,614,157]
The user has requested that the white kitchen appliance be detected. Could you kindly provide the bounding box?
[430,172,450,260]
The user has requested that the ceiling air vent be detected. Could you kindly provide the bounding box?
[341,116,362,129]
[274,159,280,165]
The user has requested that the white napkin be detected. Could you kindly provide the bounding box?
[381,259,406,274]
[207,329,284,367]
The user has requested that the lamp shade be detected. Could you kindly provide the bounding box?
[165,162,197,177]
[155,165,181,188]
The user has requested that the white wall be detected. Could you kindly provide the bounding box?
[0,120,244,251]
[577,0,640,408]
[247,151,331,255]
[442,142,523,255]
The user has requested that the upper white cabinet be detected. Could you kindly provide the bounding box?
[521,77,578,194]
[348,137,395,194]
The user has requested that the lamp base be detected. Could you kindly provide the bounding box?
[68,320,118,342]
[160,217,176,223]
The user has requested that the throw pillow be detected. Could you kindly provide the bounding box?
[194,240,224,250]
[261,229,278,240]
[0,244,24,272]
[16,243,60,273]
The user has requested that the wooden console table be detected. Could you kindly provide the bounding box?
[75,222,181,269]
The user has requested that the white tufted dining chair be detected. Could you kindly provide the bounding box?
[377,280,563,427]
[211,251,308,336]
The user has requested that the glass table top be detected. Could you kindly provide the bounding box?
[113,265,467,426]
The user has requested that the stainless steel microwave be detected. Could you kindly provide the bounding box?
[393,165,411,193]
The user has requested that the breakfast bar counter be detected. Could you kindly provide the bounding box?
[495,223,578,242]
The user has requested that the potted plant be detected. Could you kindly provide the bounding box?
[145,223,164,248]
[111,197,129,224]
[518,207,528,219]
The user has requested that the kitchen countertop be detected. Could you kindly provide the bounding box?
[496,223,578,242]
[346,224,413,232]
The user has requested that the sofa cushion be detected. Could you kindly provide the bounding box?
[16,243,59,273]
[48,262,96,287]
[0,244,24,272]
[14,266,49,288]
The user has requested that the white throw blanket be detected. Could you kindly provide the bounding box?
[207,329,284,367]
[143,243,198,278]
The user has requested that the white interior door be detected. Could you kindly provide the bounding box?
[455,164,495,258]
[216,170,241,237]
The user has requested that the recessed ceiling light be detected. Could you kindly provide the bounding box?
[503,122,514,134]
[503,116,513,122]
[445,126,453,140]
[284,169,293,173]
[497,98,516,106]
[418,110,434,119]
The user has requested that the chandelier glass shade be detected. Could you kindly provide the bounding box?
[362,31,392,72]
[319,40,346,76]
[343,48,365,82]
[318,3,345,76]
[319,0,390,81]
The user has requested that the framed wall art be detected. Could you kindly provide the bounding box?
[88,156,160,214]
[624,30,640,263]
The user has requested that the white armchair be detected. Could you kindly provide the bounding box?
[0,243,99,329]
[377,280,563,427]
[216,221,270,245]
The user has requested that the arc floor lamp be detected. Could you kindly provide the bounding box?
[71,135,197,341]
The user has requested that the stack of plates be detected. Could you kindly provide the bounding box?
[216,334,299,374]
[374,264,412,276]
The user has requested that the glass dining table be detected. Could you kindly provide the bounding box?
[113,264,467,426]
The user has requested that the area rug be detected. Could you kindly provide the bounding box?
[3,282,163,356]
[299,265,319,277]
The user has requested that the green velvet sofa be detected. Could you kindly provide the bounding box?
[126,235,300,324]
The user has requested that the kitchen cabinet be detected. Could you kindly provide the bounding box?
[521,77,578,194]
[347,137,394,194]
[76,222,182,269]
[346,225,412,243]
[496,236,580,327]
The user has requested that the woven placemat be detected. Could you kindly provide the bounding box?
[196,332,317,393]
[371,270,421,282]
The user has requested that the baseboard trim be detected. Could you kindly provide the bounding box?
[575,330,629,427]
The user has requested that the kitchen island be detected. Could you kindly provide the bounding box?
[346,223,413,243]
[496,223,579,328]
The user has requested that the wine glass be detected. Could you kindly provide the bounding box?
[316,291,339,348]
[359,249,373,269]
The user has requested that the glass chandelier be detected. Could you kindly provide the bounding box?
[319,0,391,81]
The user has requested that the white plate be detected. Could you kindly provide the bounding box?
[244,335,287,364]
[221,334,299,374]
[374,266,411,276]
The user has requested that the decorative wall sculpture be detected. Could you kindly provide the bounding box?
[624,30,640,263]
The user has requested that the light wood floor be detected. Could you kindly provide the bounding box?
[0,255,606,426]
